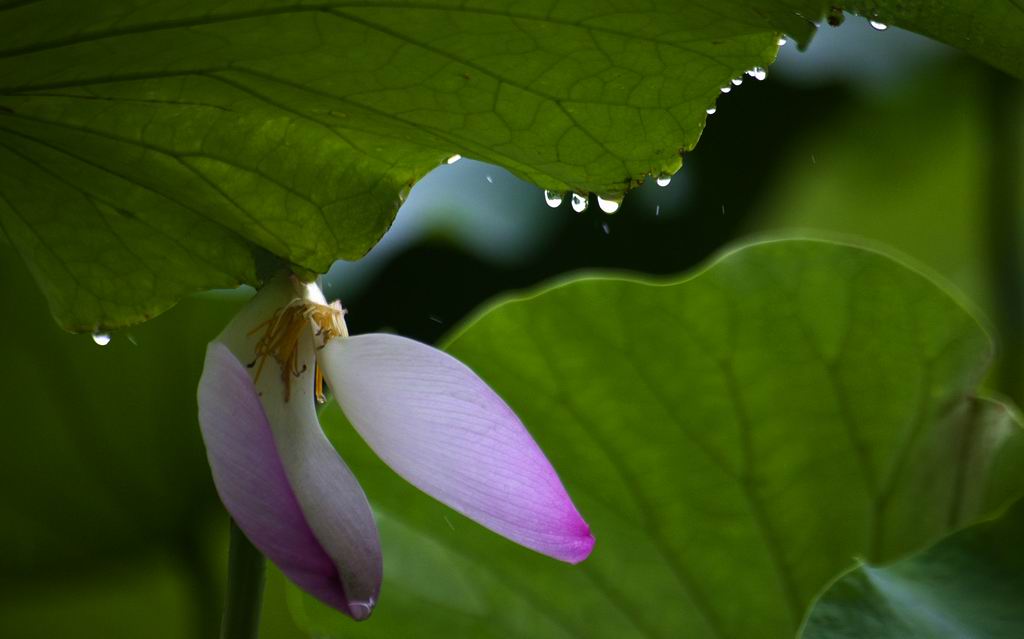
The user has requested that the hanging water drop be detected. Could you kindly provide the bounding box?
[92,332,111,346]
[750,67,767,81]
[869,20,888,31]
[706,107,716,115]
[778,37,787,46]
[731,77,743,86]
[445,154,462,165]
[544,190,564,208]
[596,196,621,214]
[720,85,732,94]
[570,193,589,213]
[655,174,672,187]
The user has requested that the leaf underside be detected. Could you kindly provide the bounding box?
[0,1,1020,330]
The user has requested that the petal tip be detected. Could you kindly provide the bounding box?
[347,598,376,621]
[560,526,596,564]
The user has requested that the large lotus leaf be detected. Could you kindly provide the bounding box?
[288,239,1024,638]
[1,1,1021,331]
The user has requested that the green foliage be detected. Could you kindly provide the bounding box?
[804,498,1024,638]
[293,239,1024,639]
[2,1,1021,331]
[0,247,233,577]
[842,0,1024,77]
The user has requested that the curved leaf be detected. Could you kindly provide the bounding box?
[294,239,1024,638]
[803,497,1024,638]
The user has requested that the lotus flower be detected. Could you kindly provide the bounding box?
[197,275,593,620]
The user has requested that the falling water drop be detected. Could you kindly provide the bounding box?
[596,196,621,214]
[571,192,589,213]
[869,20,888,31]
[601,223,610,235]
[445,154,462,165]
[485,175,494,183]
[655,174,672,187]
[731,77,743,86]
[543,190,564,208]
[720,85,732,94]
[92,332,111,346]
[706,107,717,115]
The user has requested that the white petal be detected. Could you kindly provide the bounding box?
[320,333,594,563]
[215,277,382,615]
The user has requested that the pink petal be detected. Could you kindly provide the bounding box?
[320,334,594,563]
[200,277,382,619]
[198,343,351,612]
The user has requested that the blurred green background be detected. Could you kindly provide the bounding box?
[1,19,1021,638]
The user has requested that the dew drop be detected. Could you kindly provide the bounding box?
[596,196,621,214]
[869,20,888,31]
[92,332,111,346]
[706,107,717,115]
[445,154,462,165]
[720,85,732,94]
[570,192,589,213]
[543,190,564,208]
[731,77,743,86]
[655,174,672,187]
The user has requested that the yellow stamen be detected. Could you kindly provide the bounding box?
[248,298,348,403]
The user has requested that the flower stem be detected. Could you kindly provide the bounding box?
[221,519,266,639]
[984,67,1024,406]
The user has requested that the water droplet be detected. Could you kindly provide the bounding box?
[731,77,743,86]
[485,175,494,183]
[570,192,589,213]
[778,36,788,46]
[749,66,767,81]
[601,222,610,235]
[869,20,888,31]
[655,204,661,216]
[655,174,672,187]
[92,332,111,346]
[445,154,462,165]
[706,107,717,115]
[596,196,621,214]
[720,85,732,94]
[544,190,564,208]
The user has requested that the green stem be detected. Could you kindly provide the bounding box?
[221,519,266,639]
[984,68,1024,406]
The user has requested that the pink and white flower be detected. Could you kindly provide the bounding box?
[197,276,594,620]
